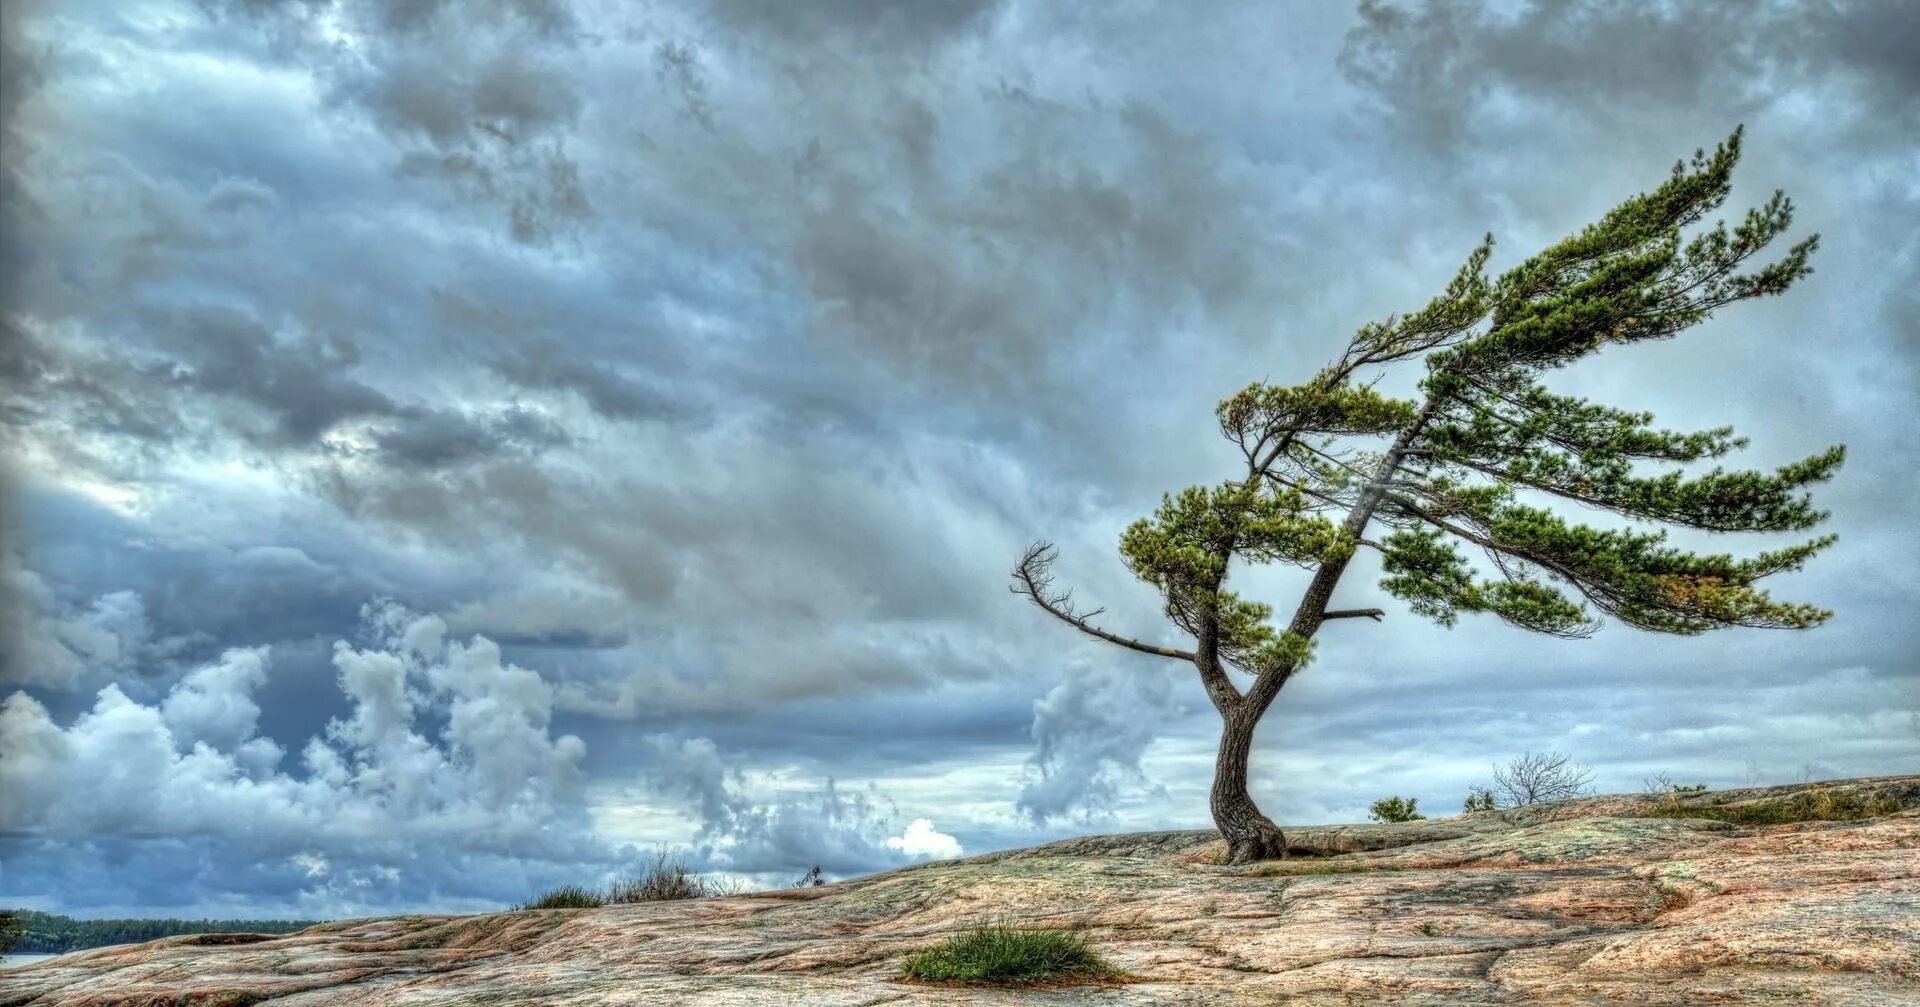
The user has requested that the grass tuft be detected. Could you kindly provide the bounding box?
[606,850,730,903]
[900,924,1119,986]
[520,885,605,910]
[517,850,742,910]
[1640,789,1911,825]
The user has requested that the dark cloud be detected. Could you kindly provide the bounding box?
[706,0,1004,46]
[1342,0,1920,149]
[1018,661,1178,825]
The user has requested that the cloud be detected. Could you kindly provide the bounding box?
[0,551,155,691]
[885,818,963,860]
[0,601,608,915]
[1342,0,1920,149]
[1017,662,1179,825]
[638,732,961,878]
[159,646,270,752]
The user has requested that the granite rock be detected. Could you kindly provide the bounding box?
[4,777,1916,1006]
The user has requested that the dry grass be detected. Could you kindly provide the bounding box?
[1640,789,1912,826]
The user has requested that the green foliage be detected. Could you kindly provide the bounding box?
[1462,787,1498,814]
[1641,789,1911,825]
[0,910,317,955]
[900,925,1119,985]
[0,911,21,953]
[520,886,605,910]
[1109,127,1835,676]
[1380,528,1594,637]
[1366,796,1426,823]
[1118,480,1342,673]
[1218,382,1418,443]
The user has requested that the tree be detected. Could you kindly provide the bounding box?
[1013,129,1839,864]
[1490,750,1595,807]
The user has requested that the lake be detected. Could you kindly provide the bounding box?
[1,953,57,969]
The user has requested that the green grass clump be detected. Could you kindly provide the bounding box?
[900,925,1119,986]
[1641,789,1912,825]
[520,885,605,909]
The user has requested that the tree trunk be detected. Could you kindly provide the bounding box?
[1211,712,1288,864]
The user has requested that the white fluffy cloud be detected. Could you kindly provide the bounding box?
[0,601,603,914]
[885,818,963,861]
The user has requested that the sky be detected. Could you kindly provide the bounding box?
[0,0,1915,920]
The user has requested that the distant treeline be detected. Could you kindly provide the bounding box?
[1,909,321,954]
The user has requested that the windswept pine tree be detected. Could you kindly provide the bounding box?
[1014,129,1840,864]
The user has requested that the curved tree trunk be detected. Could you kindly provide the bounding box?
[1211,712,1288,864]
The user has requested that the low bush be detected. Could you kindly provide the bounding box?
[519,850,743,910]
[1643,772,1707,795]
[521,886,604,910]
[1641,788,1911,825]
[1461,787,1497,814]
[900,924,1119,986]
[1367,796,1425,823]
[1489,750,1594,807]
[607,851,722,903]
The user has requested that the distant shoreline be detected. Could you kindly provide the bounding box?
[3,910,320,955]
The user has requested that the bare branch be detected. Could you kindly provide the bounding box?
[1489,750,1595,808]
[1322,608,1385,622]
[1011,543,1198,662]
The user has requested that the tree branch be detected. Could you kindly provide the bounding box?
[1011,543,1198,662]
[1323,608,1386,621]
[1246,399,1446,720]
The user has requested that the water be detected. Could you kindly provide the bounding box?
[1,953,58,970]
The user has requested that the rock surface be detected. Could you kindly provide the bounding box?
[5,777,1917,1006]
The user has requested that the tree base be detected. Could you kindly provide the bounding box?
[1221,823,1290,865]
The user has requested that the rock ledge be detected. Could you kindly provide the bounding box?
[4,777,1916,1005]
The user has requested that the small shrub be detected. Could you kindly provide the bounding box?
[522,886,604,910]
[1490,750,1594,807]
[1367,796,1426,824]
[900,925,1119,986]
[607,850,724,903]
[1462,787,1497,814]
[1640,788,1911,825]
[793,865,824,888]
[1643,772,1707,795]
